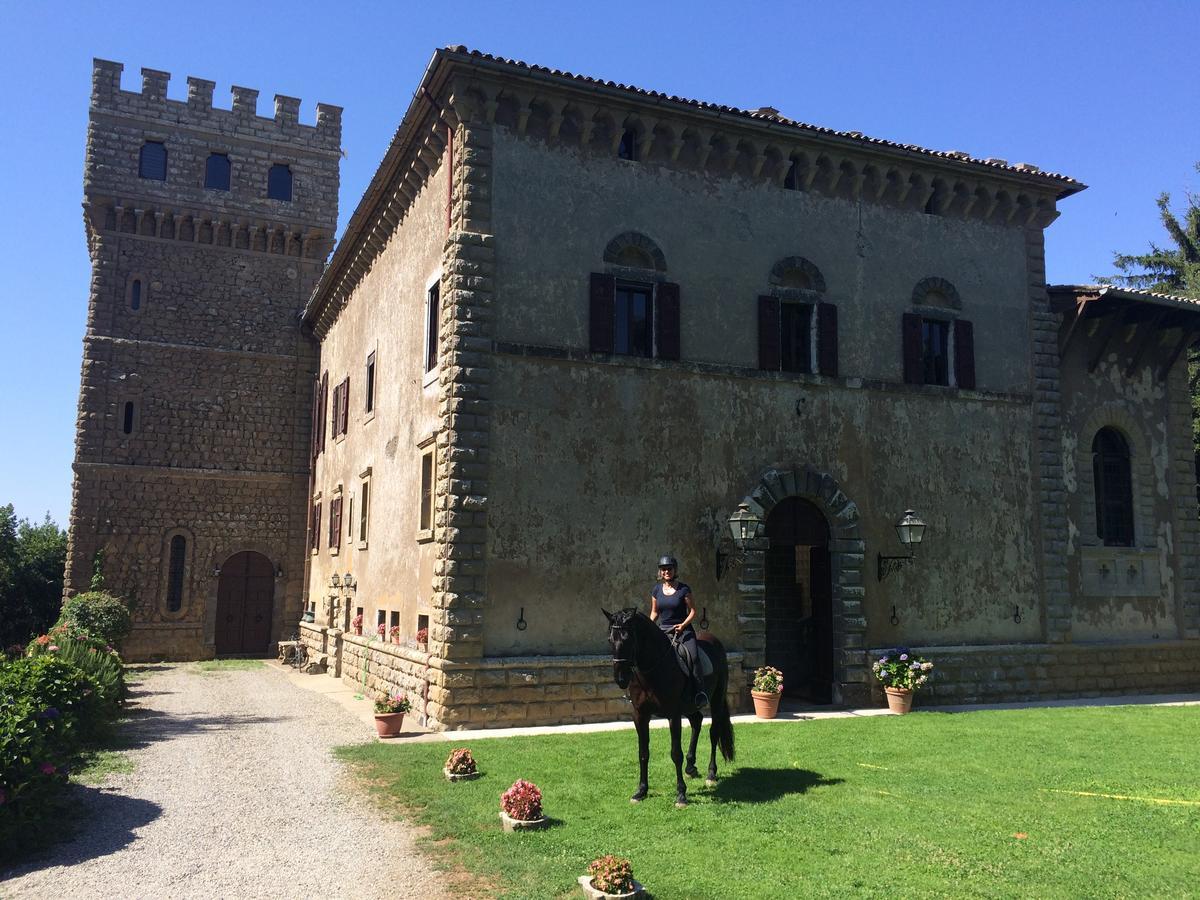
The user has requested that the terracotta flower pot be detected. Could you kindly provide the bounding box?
[884,687,914,714]
[499,810,547,832]
[577,875,646,898]
[751,689,781,719]
[374,712,405,737]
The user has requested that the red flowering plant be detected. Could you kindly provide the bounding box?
[588,855,636,895]
[388,625,401,643]
[416,627,428,645]
[350,614,363,634]
[375,622,386,638]
[373,691,411,715]
[445,748,477,776]
[500,779,543,821]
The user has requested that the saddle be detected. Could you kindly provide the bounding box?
[671,636,713,679]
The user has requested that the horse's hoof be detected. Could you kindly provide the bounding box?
[685,767,700,779]
[705,778,718,788]
[675,798,689,809]
[630,791,647,804]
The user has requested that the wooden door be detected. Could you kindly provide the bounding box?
[215,551,275,655]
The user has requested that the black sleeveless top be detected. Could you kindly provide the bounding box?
[652,582,692,632]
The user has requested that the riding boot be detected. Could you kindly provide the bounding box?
[691,666,708,708]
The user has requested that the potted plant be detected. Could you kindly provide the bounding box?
[389,624,401,645]
[373,691,411,737]
[578,855,644,899]
[750,665,784,718]
[499,778,547,831]
[416,626,429,651]
[351,613,363,636]
[375,622,386,640]
[443,747,480,781]
[873,648,933,714]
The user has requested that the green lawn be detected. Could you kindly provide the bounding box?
[188,658,265,673]
[337,705,1200,899]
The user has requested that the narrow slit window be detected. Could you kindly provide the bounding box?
[122,401,135,435]
[267,163,292,201]
[130,279,142,311]
[419,451,434,532]
[365,351,376,413]
[425,283,440,373]
[166,535,186,612]
[359,479,370,542]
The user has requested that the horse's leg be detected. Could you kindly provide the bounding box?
[706,701,720,786]
[684,709,701,778]
[670,715,687,807]
[631,710,650,803]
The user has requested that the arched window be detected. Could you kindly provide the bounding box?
[1093,428,1134,546]
[139,141,167,181]
[130,279,142,311]
[617,128,639,161]
[166,535,186,612]
[267,164,292,201]
[205,153,231,191]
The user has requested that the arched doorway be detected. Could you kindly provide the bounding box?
[764,497,833,703]
[215,551,274,655]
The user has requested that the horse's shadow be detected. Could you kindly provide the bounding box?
[711,767,842,803]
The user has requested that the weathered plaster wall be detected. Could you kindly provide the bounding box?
[306,157,449,644]
[483,127,1042,664]
[1059,335,1198,641]
[490,129,1031,391]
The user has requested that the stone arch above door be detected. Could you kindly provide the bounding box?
[735,464,868,706]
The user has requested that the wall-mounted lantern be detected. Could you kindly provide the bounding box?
[275,564,284,578]
[329,573,341,589]
[343,572,356,591]
[877,509,927,582]
[715,501,764,580]
[211,565,222,578]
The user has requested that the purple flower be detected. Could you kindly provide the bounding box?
[879,657,888,664]
[899,653,909,661]
[911,662,920,670]
[40,763,56,775]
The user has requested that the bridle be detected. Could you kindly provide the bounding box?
[610,620,638,673]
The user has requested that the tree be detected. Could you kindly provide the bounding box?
[1102,163,1200,461]
[0,504,67,650]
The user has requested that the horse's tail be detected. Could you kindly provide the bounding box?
[703,637,736,763]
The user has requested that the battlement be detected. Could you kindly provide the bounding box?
[91,59,342,152]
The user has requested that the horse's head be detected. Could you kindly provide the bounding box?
[603,607,641,689]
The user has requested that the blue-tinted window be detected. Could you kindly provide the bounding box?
[267,164,292,201]
[205,153,231,191]
[614,284,653,357]
[166,535,186,612]
[139,141,167,181]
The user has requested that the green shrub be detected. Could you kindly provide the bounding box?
[56,591,132,647]
[0,655,104,859]
[27,635,125,714]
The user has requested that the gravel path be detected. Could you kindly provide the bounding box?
[1,663,450,899]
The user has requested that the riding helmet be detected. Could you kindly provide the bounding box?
[657,555,678,569]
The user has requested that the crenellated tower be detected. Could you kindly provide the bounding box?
[66,59,341,660]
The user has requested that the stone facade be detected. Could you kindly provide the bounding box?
[72,48,1200,717]
[66,60,340,660]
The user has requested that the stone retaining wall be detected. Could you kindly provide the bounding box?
[874,641,1200,705]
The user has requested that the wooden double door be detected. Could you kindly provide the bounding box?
[764,498,834,703]
[215,551,274,655]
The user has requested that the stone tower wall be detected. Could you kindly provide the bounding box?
[66,60,340,660]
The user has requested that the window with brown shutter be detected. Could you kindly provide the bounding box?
[329,497,342,552]
[816,302,838,376]
[319,373,328,453]
[589,273,616,353]
[310,377,321,461]
[310,501,321,552]
[655,282,681,361]
[902,313,923,384]
[954,319,975,389]
[758,296,781,371]
[338,377,350,436]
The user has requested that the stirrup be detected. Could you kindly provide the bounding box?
[694,691,709,708]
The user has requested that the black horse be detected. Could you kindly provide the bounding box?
[604,607,735,807]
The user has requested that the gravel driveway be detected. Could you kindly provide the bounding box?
[1,663,449,899]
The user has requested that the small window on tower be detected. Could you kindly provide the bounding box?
[166,534,186,612]
[267,163,292,201]
[419,449,434,537]
[365,351,376,414]
[425,282,440,373]
[139,141,167,181]
[205,153,231,191]
[122,401,135,435]
[617,128,639,161]
[130,279,142,311]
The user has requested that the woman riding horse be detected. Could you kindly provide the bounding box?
[649,555,707,708]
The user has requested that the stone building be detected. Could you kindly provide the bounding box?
[70,48,1200,724]
[65,59,340,659]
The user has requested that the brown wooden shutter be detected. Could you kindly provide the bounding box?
[758,296,781,370]
[310,502,321,551]
[310,378,320,461]
[902,313,923,384]
[954,318,976,389]
[330,497,342,551]
[816,302,838,376]
[589,273,615,353]
[319,373,328,452]
[656,282,681,361]
[339,377,350,435]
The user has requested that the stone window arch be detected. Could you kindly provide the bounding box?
[160,527,194,617]
[1074,407,1152,549]
[903,277,974,388]
[603,231,667,274]
[592,232,678,360]
[1092,427,1135,547]
[761,257,836,375]
[769,257,826,294]
[911,276,962,311]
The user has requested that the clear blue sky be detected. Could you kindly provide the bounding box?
[2,0,1197,527]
